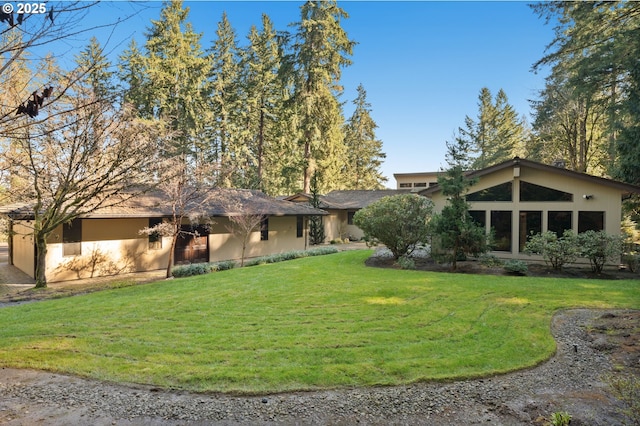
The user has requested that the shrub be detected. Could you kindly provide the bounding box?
[479,254,503,267]
[622,252,640,273]
[605,374,640,425]
[396,255,416,270]
[576,230,624,274]
[172,263,215,278]
[215,260,236,271]
[524,230,578,271]
[353,194,434,260]
[244,247,339,267]
[503,259,528,276]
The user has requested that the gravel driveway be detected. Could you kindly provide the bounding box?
[1,308,637,425]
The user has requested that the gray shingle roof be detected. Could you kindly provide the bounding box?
[1,188,327,219]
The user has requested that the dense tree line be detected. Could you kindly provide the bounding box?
[118,0,387,195]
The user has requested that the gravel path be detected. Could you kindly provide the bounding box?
[1,308,634,425]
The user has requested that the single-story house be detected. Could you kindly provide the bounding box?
[3,188,326,282]
[285,190,410,241]
[419,157,640,260]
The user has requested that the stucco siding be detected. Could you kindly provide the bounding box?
[11,221,35,278]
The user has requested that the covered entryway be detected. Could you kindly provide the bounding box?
[174,226,209,264]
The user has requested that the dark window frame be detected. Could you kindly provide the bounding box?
[62,219,82,256]
[467,182,512,202]
[491,210,512,252]
[578,211,604,233]
[260,216,269,241]
[520,181,573,202]
[296,215,304,238]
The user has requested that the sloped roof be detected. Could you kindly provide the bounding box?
[419,157,640,197]
[1,188,327,220]
[284,189,411,210]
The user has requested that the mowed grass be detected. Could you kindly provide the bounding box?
[0,250,638,394]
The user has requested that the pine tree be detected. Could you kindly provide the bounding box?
[119,0,210,168]
[432,135,489,271]
[461,87,525,169]
[207,12,243,187]
[241,14,291,194]
[308,171,325,245]
[343,84,387,189]
[291,0,355,193]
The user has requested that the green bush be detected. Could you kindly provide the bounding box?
[244,247,339,267]
[172,263,215,278]
[576,230,624,274]
[622,252,640,273]
[503,260,528,275]
[606,374,640,425]
[396,255,416,270]
[479,254,503,267]
[172,248,339,276]
[547,411,572,426]
[524,230,578,271]
[353,194,433,260]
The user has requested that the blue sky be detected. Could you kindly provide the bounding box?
[66,1,556,187]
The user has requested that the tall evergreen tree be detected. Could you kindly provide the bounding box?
[241,14,291,194]
[461,87,525,169]
[119,0,210,168]
[207,12,244,187]
[290,0,355,193]
[342,84,387,189]
[532,1,640,177]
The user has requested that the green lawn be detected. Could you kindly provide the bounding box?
[0,250,638,394]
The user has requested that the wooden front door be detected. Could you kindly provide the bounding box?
[174,226,209,264]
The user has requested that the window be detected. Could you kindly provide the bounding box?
[63,219,82,256]
[296,215,304,238]
[578,211,604,233]
[520,181,573,202]
[260,216,269,241]
[469,210,486,228]
[414,182,427,188]
[491,211,512,252]
[148,218,163,249]
[347,211,356,225]
[467,182,512,202]
[399,183,412,188]
[519,211,542,251]
[548,211,572,236]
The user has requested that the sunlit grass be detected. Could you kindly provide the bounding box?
[0,250,637,393]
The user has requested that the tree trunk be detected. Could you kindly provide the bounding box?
[166,233,178,278]
[34,232,48,288]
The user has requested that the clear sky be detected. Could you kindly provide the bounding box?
[59,1,556,187]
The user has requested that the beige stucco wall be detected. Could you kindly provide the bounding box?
[11,215,316,282]
[428,165,625,261]
[44,218,170,282]
[11,221,35,278]
[209,216,307,262]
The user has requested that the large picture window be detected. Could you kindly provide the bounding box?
[63,219,82,256]
[491,211,512,252]
[467,182,512,202]
[469,210,486,228]
[548,211,572,236]
[578,211,604,233]
[519,211,542,251]
[520,181,573,202]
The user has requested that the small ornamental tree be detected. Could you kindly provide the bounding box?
[576,230,624,274]
[353,194,433,260]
